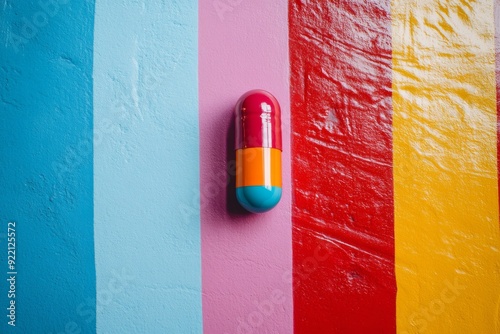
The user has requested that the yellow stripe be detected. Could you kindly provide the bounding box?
[392,0,500,333]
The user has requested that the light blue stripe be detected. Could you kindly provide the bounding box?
[93,1,201,332]
[0,1,96,333]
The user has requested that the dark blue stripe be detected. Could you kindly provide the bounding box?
[0,1,96,332]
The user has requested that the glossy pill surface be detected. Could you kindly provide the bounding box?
[235,90,282,213]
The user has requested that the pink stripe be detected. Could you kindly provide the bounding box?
[199,1,292,333]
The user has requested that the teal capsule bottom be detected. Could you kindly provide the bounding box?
[236,186,282,213]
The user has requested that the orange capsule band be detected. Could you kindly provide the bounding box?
[236,148,281,188]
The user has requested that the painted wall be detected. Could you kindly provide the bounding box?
[0,1,95,333]
[1,0,499,333]
[93,1,202,333]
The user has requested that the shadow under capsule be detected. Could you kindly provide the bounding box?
[225,110,252,217]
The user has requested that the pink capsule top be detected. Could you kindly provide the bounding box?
[235,90,282,151]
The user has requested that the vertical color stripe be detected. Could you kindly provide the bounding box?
[199,1,292,333]
[393,0,500,333]
[0,1,96,333]
[290,1,396,332]
[94,1,202,332]
[497,0,500,232]
[497,3,500,329]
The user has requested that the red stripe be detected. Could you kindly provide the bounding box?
[290,1,396,333]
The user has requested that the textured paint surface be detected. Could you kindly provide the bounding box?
[392,0,500,333]
[2,0,500,332]
[290,1,396,333]
[0,1,96,333]
[94,1,202,332]
[199,1,293,333]
[497,0,500,232]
